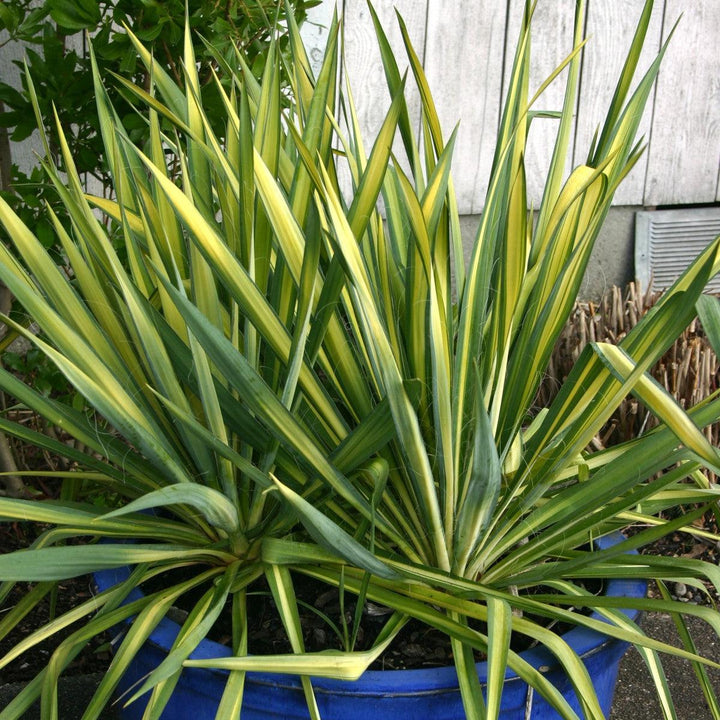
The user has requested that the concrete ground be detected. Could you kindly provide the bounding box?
[610,612,720,720]
[1,612,719,718]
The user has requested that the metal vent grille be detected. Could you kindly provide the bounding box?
[635,207,720,293]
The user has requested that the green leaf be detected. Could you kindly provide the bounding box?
[265,566,320,719]
[185,613,406,681]
[123,566,237,709]
[48,0,100,31]
[367,2,422,184]
[454,385,501,573]
[696,293,720,358]
[214,592,249,720]
[80,567,224,720]
[0,545,233,582]
[98,485,240,534]
[592,342,720,473]
[270,477,397,580]
[449,621,486,720]
[486,599,512,720]
[0,5,20,34]
[0,497,201,544]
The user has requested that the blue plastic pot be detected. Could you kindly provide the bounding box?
[94,532,645,719]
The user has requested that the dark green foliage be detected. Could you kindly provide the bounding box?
[0,0,317,227]
[3,347,70,399]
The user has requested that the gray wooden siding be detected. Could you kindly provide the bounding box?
[302,0,720,213]
[2,2,718,213]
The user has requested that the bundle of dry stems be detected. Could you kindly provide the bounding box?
[538,281,720,466]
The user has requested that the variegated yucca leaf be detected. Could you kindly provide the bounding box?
[1,1,719,718]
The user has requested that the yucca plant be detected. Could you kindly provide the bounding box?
[1,1,720,718]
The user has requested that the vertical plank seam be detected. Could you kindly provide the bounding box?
[499,0,514,134]
[339,0,347,126]
[413,1,428,150]
[571,0,592,169]
[421,0,430,69]
[423,0,430,152]
[483,0,515,216]
[641,0,668,207]
[82,28,89,194]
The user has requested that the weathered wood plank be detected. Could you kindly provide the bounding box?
[300,1,337,79]
[423,2,508,214]
[341,0,427,168]
[505,1,578,207]
[644,0,720,206]
[574,0,664,206]
[4,0,718,210]
[0,31,41,176]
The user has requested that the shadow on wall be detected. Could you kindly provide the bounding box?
[459,206,637,301]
